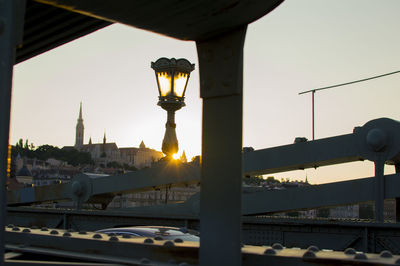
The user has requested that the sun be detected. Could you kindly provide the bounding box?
[172,153,180,160]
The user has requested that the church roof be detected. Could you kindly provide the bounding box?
[83,142,119,150]
[17,165,32,177]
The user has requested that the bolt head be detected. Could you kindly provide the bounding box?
[307,245,319,252]
[366,128,387,152]
[71,181,84,196]
[109,236,119,241]
[344,248,356,255]
[380,250,393,258]
[164,240,175,247]
[272,243,284,250]
[264,248,276,255]
[93,233,102,239]
[144,238,154,244]
[303,250,316,258]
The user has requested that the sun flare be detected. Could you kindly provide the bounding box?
[172,153,180,160]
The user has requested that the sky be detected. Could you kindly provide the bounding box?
[10,0,400,184]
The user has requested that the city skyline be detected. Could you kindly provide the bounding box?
[10,0,400,184]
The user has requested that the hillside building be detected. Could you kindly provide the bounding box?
[71,103,163,168]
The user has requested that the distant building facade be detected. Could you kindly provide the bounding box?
[70,103,163,168]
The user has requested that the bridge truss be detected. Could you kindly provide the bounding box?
[2,0,400,265]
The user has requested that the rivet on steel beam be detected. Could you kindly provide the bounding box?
[344,248,356,255]
[41,227,48,231]
[154,236,163,241]
[50,230,59,235]
[122,234,131,239]
[12,227,20,231]
[7,224,14,228]
[174,238,184,243]
[109,236,119,241]
[140,258,151,264]
[380,250,393,258]
[93,234,102,239]
[63,232,71,237]
[307,245,319,252]
[272,243,284,250]
[144,238,154,244]
[263,248,276,255]
[22,229,31,233]
[354,253,367,260]
[303,250,316,258]
[164,241,175,247]
[78,231,87,235]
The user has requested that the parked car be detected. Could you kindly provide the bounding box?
[96,226,200,242]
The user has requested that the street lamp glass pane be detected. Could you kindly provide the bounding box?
[157,72,172,96]
[173,72,188,97]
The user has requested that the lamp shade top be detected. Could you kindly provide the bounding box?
[151,58,195,74]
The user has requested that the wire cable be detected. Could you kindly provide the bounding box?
[299,70,400,95]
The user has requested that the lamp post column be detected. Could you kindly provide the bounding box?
[162,108,179,158]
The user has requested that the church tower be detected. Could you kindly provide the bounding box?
[75,102,84,149]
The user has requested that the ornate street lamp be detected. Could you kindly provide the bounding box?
[151,57,195,159]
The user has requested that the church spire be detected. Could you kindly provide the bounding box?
[78,102,83,120]
[75,102,84,149]
[103,131,106,144]
[180,150,187,163]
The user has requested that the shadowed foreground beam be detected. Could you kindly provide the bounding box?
[0,0,25,262]
[34,0,283,41]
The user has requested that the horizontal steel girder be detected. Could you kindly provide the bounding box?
[7,161,200,206]
[34,0,284,41]
[242,173,400,215]
[7,118,400,207]
[5,226,400,265]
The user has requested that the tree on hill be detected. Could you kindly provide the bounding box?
[11,139,94,166]
[243,175,264,186]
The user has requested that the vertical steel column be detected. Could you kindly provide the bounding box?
[0,2,15,263]
[312,90,315,140]
[395,164,400,222]
[374,157,385,222]
[0,1,24,263]
[197,26,247,266]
